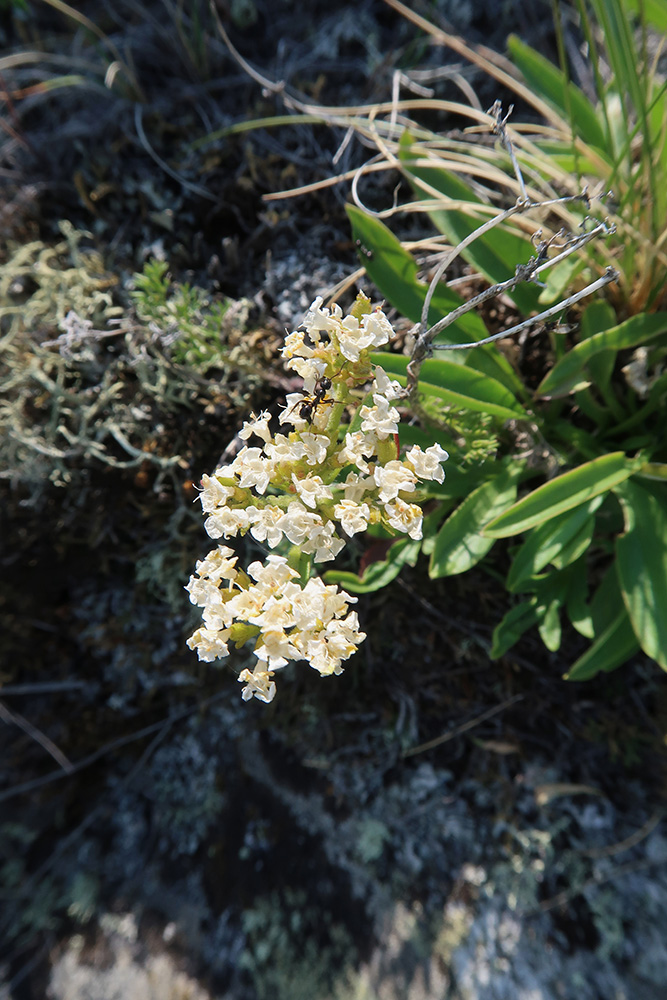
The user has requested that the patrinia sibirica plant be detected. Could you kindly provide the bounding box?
[185,294,448,702]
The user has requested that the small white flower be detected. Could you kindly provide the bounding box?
[238,665,277,703]
[198,474,236,513]
[278,501,323,545]
[190,545,238,585]
[250,596,296,631]
[384,498,423,540]
[337,314,377,362]
[336,430,375,474]
[362,309,394,347]
[186,626,231,662]
[230,447,275,494]
[247,505,285,548]
[247,554,300,592]
[254,629,298,665]
[227,587,266,621]
[334,499,370,536]
[286,357,328,387]
[204,506,250,539]
[292,474,334,509]
[303,296,342,337]
[405,443,449,483]
[373,460,417,502]
[372,365,403,401]
[340,471,373,502]
[300,432,330,466]
[301,519,345,563]
[281,329,314,359]
[264,434,305,463]
[360,397,400,440]
[239,411,273,444]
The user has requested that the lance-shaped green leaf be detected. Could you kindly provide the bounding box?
[372,352,528,421]
[538,598,562,652]
[485,452,634,538]
[565,609,639,680]
[507,496,603,592]
[537,313,667,398]
[430,464,522,577]
[565,564,639,679]
[346,204,485,339]
[491,599,540,658]
[614,480,667,670]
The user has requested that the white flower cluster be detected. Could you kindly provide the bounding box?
[186,295,449,703]
[187,549,365,703]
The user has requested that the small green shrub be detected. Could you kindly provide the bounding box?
[130,259,232,367]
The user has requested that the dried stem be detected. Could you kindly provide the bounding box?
[404,107,617,397]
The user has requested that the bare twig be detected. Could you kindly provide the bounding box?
[0,701,73,772]
[488,100,527,201]
[407,243,617,398]
[578,810,663,859]
[134,105,217,203]
[417,191,595,336]
[536,855,665,914]
[402,693,524,758]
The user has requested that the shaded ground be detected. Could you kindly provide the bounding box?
[1,1,666,998]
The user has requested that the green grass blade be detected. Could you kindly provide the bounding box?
[589,0,647,132]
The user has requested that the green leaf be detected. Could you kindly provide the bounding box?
[507,497,603,592]
[372,352,528,422]
[485,453,634,538]
[578,300,619,394]
[538,598,562,652]
[429,465,521,577]
[491,599,540,658]
[549,512,597,570]
[508,34,608,150]
[324,537,421,594]
[538,255,585,306]
[346,204,485,339]
[565,609,639,680]
[565,561,594,638]
[614,480,667,669]
[537,313,667,398]
[588,0,647,138]
[565,565,639,679]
